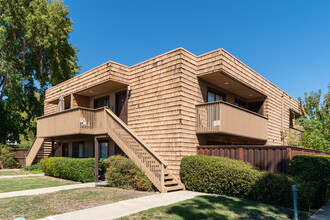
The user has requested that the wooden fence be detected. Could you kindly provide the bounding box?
[14,148,29,167]
[197,145,330,173]
[14,148,47,167]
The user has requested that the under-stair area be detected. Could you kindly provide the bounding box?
[26,107,185,193]
[26,139,59,165]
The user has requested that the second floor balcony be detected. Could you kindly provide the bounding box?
[196,101,268,140]
[37,107,107,138]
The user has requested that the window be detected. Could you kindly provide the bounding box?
[98,141,109,159]
[207,89,225,102]
[94,96,109,109]
[235,99,247,108]
[290,110,301,128]
[72,142,85,158]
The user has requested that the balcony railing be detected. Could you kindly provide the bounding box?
[196,101,268,140]
[37,107,106,138]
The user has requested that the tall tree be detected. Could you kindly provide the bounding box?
[298,84,330,151]
[0,0,79,143]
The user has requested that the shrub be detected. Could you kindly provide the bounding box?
[181,155,263,198]
[181,155,315,210]
[289,155,330,181]
[23,163,43,173]
[104,155,153,191]
[250,172,315,210]
[289,155,330,208]
[0,147,18,169]
[41,157,103,183]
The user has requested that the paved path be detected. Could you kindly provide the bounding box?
[41,190,208,220]
[0,169,21,171]
[0,173,44,179]
[309,200,330,220]
[0,183,95,199]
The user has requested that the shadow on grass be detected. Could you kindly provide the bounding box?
[165,195,300,220]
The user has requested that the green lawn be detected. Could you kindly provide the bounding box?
[120,195,310,220]
[0,170,30,176]
[0,176,77,193]
[0,187,153,220]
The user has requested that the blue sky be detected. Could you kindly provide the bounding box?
[66,0,330,100]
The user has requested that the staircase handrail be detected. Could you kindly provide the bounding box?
[105,108,168,167]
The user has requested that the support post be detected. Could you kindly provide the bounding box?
[161,163,165,193]
[94,136,99,183]
[70,93,74,109]
[51,141,55,157]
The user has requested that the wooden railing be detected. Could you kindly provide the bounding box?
[197,145,330,173]
[37,107,106,138]
[196,101,268,140]
[105,109,170,192]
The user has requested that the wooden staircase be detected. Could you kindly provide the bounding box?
[26,139,58,166]
[26,108,185,193]
[36,140,59,161]
[164,170,185,192]
[105,109,185,193]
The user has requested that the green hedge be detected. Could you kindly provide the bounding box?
[181,155,315,210]
[181,155,263,198]
[289,155,330,208]
[104,155,153,191]
[41,157,103,183]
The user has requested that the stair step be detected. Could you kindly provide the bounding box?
[165,175,173,180]
[164,180,178,186]
[165,185,184,192]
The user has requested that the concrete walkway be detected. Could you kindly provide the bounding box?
[309,200,330,220]
[0,169,21,171]
[0,173,44,179]
[0,182,95,199]
[41,190,207,220]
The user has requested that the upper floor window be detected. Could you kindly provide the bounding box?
[290,110,301,129]
[94,96,109,108]
[207,89,226,102]
[235,99,247,108]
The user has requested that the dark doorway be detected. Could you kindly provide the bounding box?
[62,143,69,157]
[98,141,109,159]
[247,101,264,115]
[94,96,109,109]
[116,90,128,124]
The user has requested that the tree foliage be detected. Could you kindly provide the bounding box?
[298,84,330,151]
[0,0,79,143]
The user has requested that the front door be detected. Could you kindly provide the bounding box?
[62,143,69,157]
[116,90,128,124]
